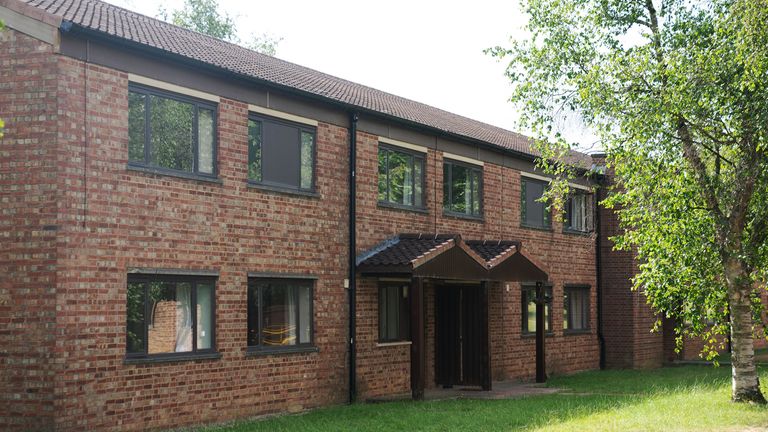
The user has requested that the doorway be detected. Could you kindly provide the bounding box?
[435,283,489,388]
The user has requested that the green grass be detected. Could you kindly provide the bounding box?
[197,366,768,432]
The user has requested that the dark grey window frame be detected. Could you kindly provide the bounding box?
[378,282,411,343]
[247,113,317,194]
[564,284,591,333]
[521,283,553,336]
[377,144,427,211]
[125,274,218,362]
[127,83,218,179]
[443,159,483,219]
[246,277,316,354]
[521,177,552,230]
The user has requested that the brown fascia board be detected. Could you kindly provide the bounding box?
[455,240,494,269]
[409,237,456,269]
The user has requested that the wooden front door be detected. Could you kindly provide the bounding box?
[435,284,489,388]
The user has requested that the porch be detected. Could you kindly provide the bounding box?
[357,234,550,400]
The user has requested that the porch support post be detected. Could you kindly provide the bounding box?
[480,281,492,391]
[410,277,425,400]
[535,281,547,383]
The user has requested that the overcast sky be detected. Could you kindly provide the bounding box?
[106,0,595,151]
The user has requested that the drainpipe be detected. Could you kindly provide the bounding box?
[348,112,359,404]
[595,174,606,369]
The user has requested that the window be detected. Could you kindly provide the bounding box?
[522,284,552,334]
[378,283,410,342]
[247,278,313,349]
[564,285,590,331]
[521,177,551,229]
[128,84,217,177]
[443,160,482,217]
[378,145,425,208]
[126,275,216,358]
[565,193,592,232]
[248,114,315,192]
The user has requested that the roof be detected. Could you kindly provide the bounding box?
[357,234,548,282]
[11,0,592,165]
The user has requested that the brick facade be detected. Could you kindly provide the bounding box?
[3,23,601,431]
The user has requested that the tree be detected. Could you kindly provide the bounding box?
[158,0,281,55]
[489,0,768,403]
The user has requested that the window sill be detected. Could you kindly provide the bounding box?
[246,181,320,198]
[123,352,221,365]
[245,345,319,356]
[562,228,593,237]
[377,202,429,214]
[564,329,591,335]
[520,223,553,232]
[521,332,554,339]
[443,211,484,222]
[376,341,412,347]
[126,164,222,184]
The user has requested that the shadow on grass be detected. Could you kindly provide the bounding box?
[197,366,768,432]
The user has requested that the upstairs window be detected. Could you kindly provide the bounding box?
[443,160,482,217]
[378,145,425,209]
[378,283,410,342]
[247,278,313,350]
[564,285,590,331]
[522,284,552,334]
[128,84,217,177]
[248,114,315,192]
[565,193,593,233]
[126,274,216,358]
[521,177,551,229]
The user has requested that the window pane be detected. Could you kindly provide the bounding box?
[524,180,546,227]
[414,158,423,207]
[147,282,193,354]
[262,283,297,346]
[300,132,314,190]
[378,149,388,202]
[247,281,259,346]
[126,282,145,353]
[149,95,194,172]
[471,169,481,215]
[450,164,469,213]
[564,290,570,330]
[128,92,146,163]
[443,163,451,210]
[525,288,551,332]
[248,119,262,182]
[198,108,215,174]
[298,284,311,344]
[197,282,213,350]
[386,286,399,340]
[388,151,408,204]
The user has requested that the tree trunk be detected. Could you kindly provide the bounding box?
[725,259,766,404]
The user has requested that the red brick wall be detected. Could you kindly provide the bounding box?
[355,132,600,398]
[46,52,350,430]
[0,29,59,431]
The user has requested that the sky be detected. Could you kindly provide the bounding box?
[106,0,595,151]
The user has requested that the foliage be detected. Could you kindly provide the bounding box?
[199,366,768,432]
[488,0,768,402]
[158,0,281,55]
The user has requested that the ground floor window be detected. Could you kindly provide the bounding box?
[247,278,313,349]
[522,284,552,334]
[379,282,411,342]
[564,285,590,331]
[126,274,216,358]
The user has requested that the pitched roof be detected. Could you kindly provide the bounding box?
[357,234,457,269]
[13,0,591,165]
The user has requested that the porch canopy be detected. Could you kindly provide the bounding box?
[356,234,548,282]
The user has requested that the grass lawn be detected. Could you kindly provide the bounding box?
[198,366,768,432]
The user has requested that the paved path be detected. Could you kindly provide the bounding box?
[423,381,561,401]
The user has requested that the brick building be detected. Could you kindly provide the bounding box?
[0,0,691,430]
